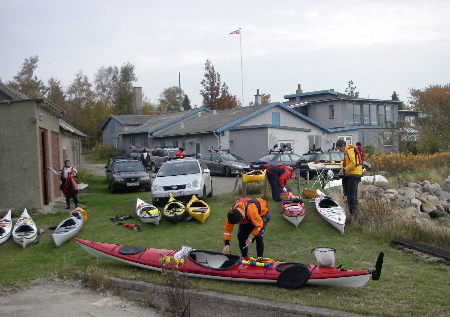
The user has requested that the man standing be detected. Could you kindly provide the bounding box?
[337,140,362,218]
[222,197,270,258]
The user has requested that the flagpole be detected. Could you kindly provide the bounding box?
[239,28,244,106]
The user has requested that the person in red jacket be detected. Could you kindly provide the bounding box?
[48,160,79,209]
[355,142,366,161]
[173,147,185,159]
[222,197,270,258]
[266,165,296,201]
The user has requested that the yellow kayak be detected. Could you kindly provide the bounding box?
[186,195,210,223]
[241,169,266,183]
[163,193,190,223]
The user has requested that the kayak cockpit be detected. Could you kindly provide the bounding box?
[188,250,241,270]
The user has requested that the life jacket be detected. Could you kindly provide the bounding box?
[233,198,262,224]
[343,146,363,168]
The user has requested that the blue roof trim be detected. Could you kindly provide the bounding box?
[284,90,338,99]
[146,107,211,134]
[216,102,331,133]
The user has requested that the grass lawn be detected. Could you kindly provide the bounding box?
[2,174,449,317]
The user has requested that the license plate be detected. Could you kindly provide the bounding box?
[169,192,183,196]
[251,164,260,168]
[127,182,139,186]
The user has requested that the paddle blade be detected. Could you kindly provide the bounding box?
[372,252,384,280]
[302,188,320,198]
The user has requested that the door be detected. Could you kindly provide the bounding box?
[40,129,50,205]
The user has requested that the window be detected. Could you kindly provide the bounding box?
[338,136,352,145]
[347,103,361,124]
[329,105,334,119]
[110,121,115,133]
[370,104,377,124]
[363,104,370,124]
[173,140,178,148]
[160,141,166,148]
[272,112,280,126]
[140,135,147,148]
[380,131,393,146]
[378,105,394,125]
[279,141,292,151]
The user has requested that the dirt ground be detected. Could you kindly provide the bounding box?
[0,279,161,317]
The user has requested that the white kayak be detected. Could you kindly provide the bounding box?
[314,189,346,234]
[136,198,161,225]
[0,210,12,244]
[52,208,87,247]
[12,208,38,248]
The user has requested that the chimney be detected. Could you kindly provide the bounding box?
[254,89,262,105]
[133,87,143,115]
[296,84,303,94]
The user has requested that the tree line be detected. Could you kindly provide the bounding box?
[2,56,245,147]
[2,56,448,153]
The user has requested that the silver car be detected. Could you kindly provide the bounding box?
[201,152,250,177]
[151,158,213,205]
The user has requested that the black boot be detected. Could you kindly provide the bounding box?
[65,197,71,209]
[73,196,79,208]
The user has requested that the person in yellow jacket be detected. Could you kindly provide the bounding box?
[337,139,363,217]
[222,197,271,258]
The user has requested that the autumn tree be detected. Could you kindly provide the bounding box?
[94,66,119,107]
[409,84,450,153]
[159,86,184,112]
[345,80,359,98]
[200,59,239,110]
[46,77,66,107]
[8,56,47,98]
[113,62,137,114]
[65,71,95,133]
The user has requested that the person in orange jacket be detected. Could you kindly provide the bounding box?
[266,165,296,201]
[222,197,270,258]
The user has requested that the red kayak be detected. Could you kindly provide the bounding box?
[75,239,383,289]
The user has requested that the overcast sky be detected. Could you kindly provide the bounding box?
[2,0,449,107]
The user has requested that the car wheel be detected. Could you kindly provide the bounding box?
[207,181,213,197]
[224,166,231,177]
[200,186,207,200]
[145,185,151,192]
[151,163,157,173]
[109,184,117,194]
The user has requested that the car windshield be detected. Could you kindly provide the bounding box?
[158,161,200,176]
[258,154,277,161]
[221,153,242,161]
[299,154,316,161]
[114,162,144,173]
[168,150,178,156]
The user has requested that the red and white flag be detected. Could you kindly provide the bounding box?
[229,29,240,35]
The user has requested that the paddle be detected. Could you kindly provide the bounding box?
[302,188,328,198]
